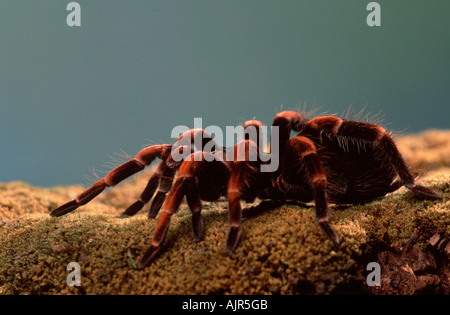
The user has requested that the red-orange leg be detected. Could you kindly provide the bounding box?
[226,186,243,254]
[124,129,220,218]
[185,176,204,242]
[147,164,177,218]
[287,136,340,246]
[50,144,171,217]
[120,161,172,218]
[138,177,186,268]
[138,152,222,268]
[226,140,261,254]
[272,111,306,159]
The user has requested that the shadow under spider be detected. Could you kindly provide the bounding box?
[242,199,314,220]
[134,199,315,265]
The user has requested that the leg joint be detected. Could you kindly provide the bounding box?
[311,174,327,189]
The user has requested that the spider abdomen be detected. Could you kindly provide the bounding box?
[317,134,398,204]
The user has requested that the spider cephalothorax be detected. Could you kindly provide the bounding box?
[51,111,442,268]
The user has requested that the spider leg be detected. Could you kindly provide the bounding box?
[120,161,167,217]
[138,175,186,268]
[226,140,261,254]
[286,136,340,246]
[272,111,305,134]
[145,129,222,218]
[123,130,219,218]
[226,174,243,254]
[373,128,442,199]
[185,174,204,242]
[304,117,443,200]
[147,164,177,218]
[138,151,227,268]
[225,120,270,254]
[272,111,306,156]
[145,129,220,218]
[386,179,403,194]
[50,144,171,217]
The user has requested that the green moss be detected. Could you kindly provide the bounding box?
[0,174,447,295]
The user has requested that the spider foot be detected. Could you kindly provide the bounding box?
[226,226,242,255]
[138,245,161,269]
[192,212,204,242]
[318,221,340,248]
[148,191,166,219]
[50,200,79,217]
[410,185,443,200]
[120,200,145,217]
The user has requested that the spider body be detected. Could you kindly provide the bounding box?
[51,111,442,269]
[303,129,399,204]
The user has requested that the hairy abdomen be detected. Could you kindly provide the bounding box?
[318,135,398,204]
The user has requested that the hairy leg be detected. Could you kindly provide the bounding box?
[120,162,165,217]
[147,164,177,218]
[51,144,171,217]
[138,176,186,268]
[226,140,262,254]
[285,136,340,246]
[138,152,227,268]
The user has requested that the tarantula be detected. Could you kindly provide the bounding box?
[51,111,442,268]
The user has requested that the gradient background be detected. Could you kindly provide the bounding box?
[1,0,449,187]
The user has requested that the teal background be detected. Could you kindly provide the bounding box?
[0,0,449,186]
